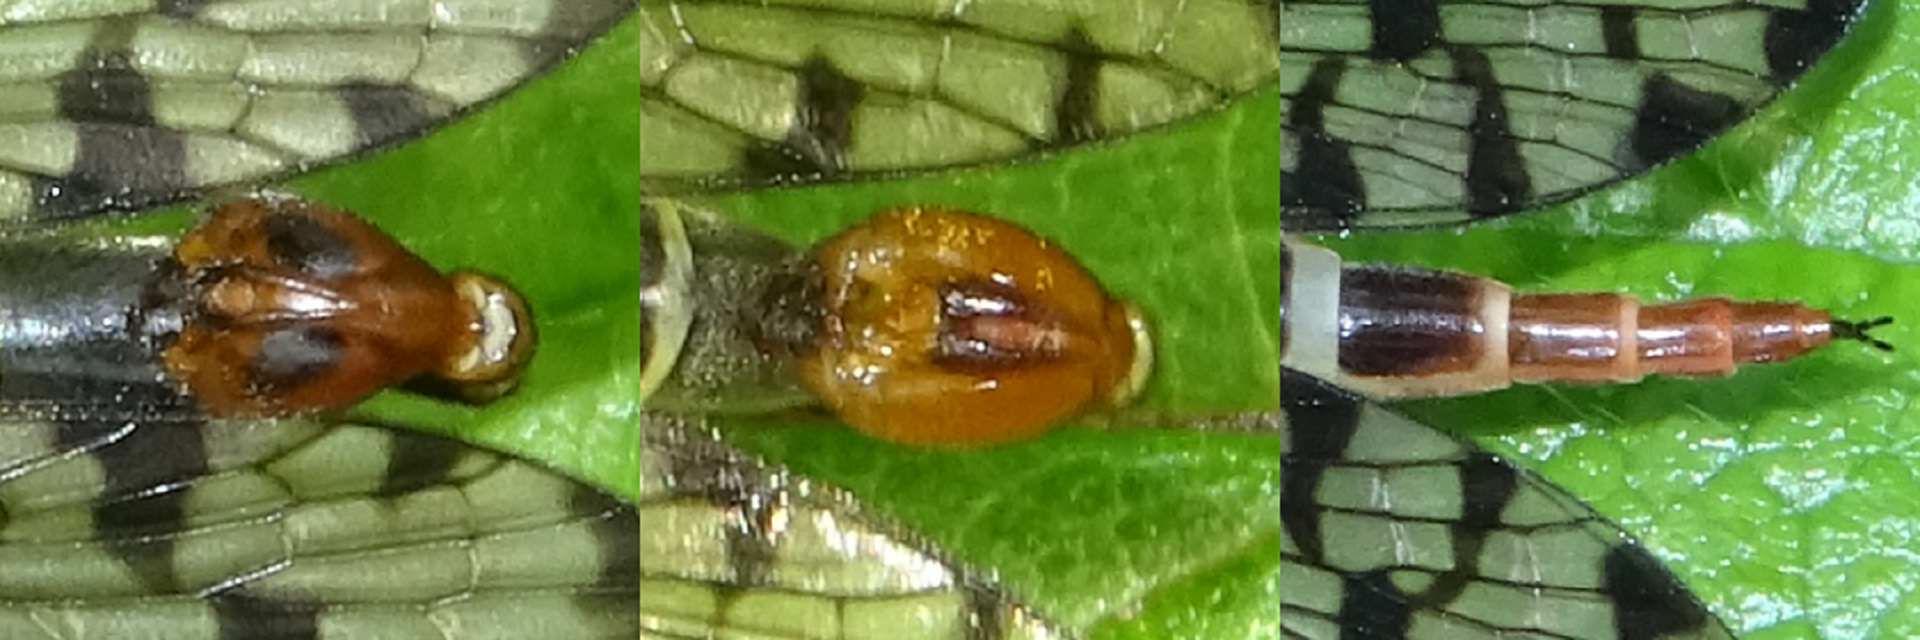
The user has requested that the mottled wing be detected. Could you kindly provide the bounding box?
[1280,0,1863,232]
[1280,370,1733,640]
[638,0,1280,193]
[0,1,635,223]
[0,417,637,640]
[638,415,1071,640]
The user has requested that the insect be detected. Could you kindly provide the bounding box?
[1284,0,1920,638]
[640,0,1284,636]
[0,3,641,638]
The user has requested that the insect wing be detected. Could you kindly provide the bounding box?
[1280,369,1733,640]
[0,417,638,639]
[638,416,1072,639]
[639,0,1281,193]
[1280,0,1864,232]
[0,1,636,223]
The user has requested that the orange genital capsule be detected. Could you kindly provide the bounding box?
[166,195,535,416]
[799,208,1152,446]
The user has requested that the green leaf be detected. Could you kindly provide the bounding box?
[1315,5,1920,638]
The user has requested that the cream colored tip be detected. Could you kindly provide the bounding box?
[1109,302,1154,406]
[445,272,537,397]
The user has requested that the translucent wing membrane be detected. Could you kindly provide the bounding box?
[639,0,1281,193]
[0,417,638,640]
[1279,0,1864,231]
[0,0,635,223]
[1280,370,1733,640]
[638,416,1072,640]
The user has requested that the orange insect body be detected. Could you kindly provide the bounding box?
[799,208,1150,446]
[1506,294,1858,383]
[166,196,535,416]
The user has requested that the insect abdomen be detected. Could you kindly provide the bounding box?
[0,196,537,420]
[0,237,193,414]
[1282,240,1884,399]
[638,199,819,414]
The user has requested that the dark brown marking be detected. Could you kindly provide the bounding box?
[1279,369,1364,563]
[962,583,1012,640]
[39,20,192,220]
[37,125,193,221]
[1604,545,1718,640]
[1451,47,1534,216]
[571,482,641,588]
[1053,28,1104,145]
[1600,6,1640,59]
[1280,242,1294,358]
[1336,265,1485,377]
[1282,58,1368,226]
[375,431,467,499]
[1340,570,1415,634]
[335,83,447,152]
[249,326,348,395]
[62,420,210,593]
[264,211,360,278]
[1368,0,1440,61]
[1765,0,1867,76]
[210,594,323,640]
[934,279,1073,372]
[747,259,826,360]
[744,57,861,178]
[1628,74,1747,172]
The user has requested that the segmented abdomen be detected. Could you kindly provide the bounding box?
[1281,239,1882,399]
[638,198,817,414]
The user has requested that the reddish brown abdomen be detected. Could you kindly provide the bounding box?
[1280,240,1876,399]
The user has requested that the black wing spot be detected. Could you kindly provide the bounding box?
[210,594,324,640]
[1053,28,1104,145]
[34,125,192,221]
[59,420,211,593]
[1279,369,1366,562]
[1626,74,1748,173]
[1603,544,1717,640]
[743,57,861,180]
[264,210,359,279]
[249,326,346,395]
[1600,7,1640,60]
[1284,58,1367,225]
[375,432,467,499]
[1766,0,1868,76]
[571,482,640,588]
[57,67,158,126]
[335,82,447,151]
[1450,47,1533,217]
[1368,0,1441,62]
[1340,570,1415,636]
